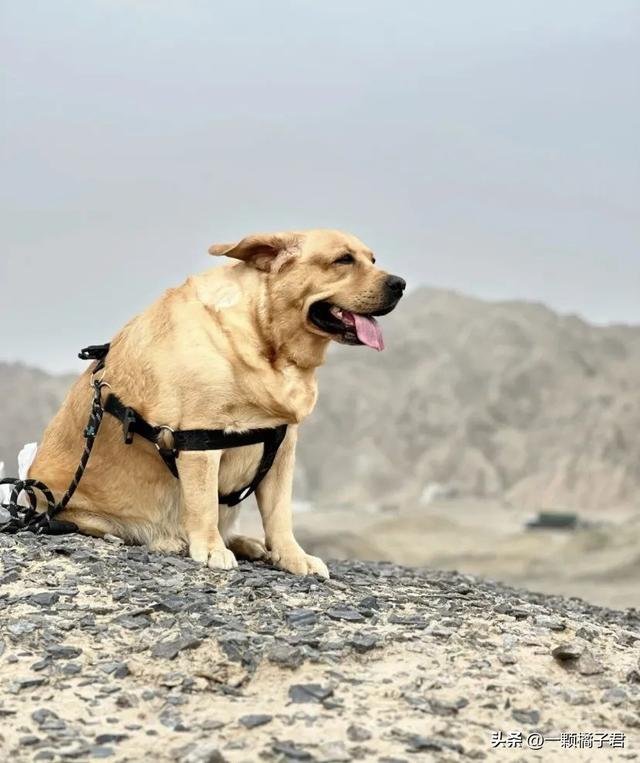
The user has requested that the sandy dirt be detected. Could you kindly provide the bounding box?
[1,533,639,762]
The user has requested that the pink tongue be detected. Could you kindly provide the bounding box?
[342,311,384,351]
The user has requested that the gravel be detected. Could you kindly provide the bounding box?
[1,532,639,762]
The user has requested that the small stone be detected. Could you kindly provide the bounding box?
[602,687,627,706]
[288,683,334,703]
[90,748,114,759]
[14,676,47,691]
[156,596,185,613]
[200,720,225,731]
[347,723,372,742]
[176,744,228,763]
[42,718,66,731]
[95,734,129,744]
[243,575,268,588]
[286,609,318,627]
[388,614,427,628]
[268,644,304,669]
[19,735,40,746]
[32,708,58,726]
[7,621,38,637]
[113,615,149,631]
[562,689,594,706]
[99,661,130,678]
[577,651,605,676]
[552,642,584,661]
[498,652,518,665]
[238,714,272,729]
[151,637,202,660]
[626,669,640,684]
[618,630,640,646]
[427,697,468,716]
[62,663,82,676]
[511,708,540,725]
[177,744,228,763]
[217,631,251,664]
[403,734,464,754]
[619,712,640,729]
[160,672,185,688]
[358,596,380,610]
[350,634,378,653]
[116,693,138,708]
[272,741,312,760]
[46,645,82,660]
[28,592,60,607]
[326,606,365,623]
[103,534,124,545]
[534,615,565,631]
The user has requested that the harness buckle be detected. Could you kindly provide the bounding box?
[122,407,137,444]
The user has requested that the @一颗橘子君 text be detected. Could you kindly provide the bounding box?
[491,731,625,750]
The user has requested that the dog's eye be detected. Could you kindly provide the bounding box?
[334,253,355,265]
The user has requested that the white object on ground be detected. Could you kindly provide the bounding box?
[0,443,39,510]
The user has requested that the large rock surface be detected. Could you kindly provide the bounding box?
[0,533,638,762]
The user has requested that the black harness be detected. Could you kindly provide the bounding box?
[0,343,288,535]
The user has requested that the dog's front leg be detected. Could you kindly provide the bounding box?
[256,426,329,578]
[178,451,237,570]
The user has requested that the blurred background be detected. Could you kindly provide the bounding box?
[1,1,638,608]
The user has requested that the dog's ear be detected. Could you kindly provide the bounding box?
[208,232,300,272]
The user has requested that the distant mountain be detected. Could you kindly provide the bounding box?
[2,288,639,510]
[0,363,75,472]
[297,287,640,511]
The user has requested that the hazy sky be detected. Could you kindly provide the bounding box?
[1,1,639,372]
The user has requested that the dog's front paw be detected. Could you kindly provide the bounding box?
[190,539,238,570]
[207,545,238,570]
[270,543,329,578]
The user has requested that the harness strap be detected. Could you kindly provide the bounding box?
[103,393,288,506]
[1,341,288,537]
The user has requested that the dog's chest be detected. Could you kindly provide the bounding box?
[243,363,317,423]
[274,364,317,420]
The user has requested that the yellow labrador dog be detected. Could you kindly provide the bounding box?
[30,229,405,577]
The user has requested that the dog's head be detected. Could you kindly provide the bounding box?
[209,229,405,351]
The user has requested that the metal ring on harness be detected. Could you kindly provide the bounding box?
[90,369,109,388]
[154,424,177,454]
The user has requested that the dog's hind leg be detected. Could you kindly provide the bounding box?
[57,509,122,539]
[227,535,269,561]
[218,505,269,561]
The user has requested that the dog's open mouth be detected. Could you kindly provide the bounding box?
[308,301,386,351]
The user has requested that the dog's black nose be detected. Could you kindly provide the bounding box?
[385,275,406,295]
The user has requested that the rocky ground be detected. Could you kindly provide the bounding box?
[0,533,639,763]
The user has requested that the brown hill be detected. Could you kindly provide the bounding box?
[297,287,640,512]
[0,362,74,472]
